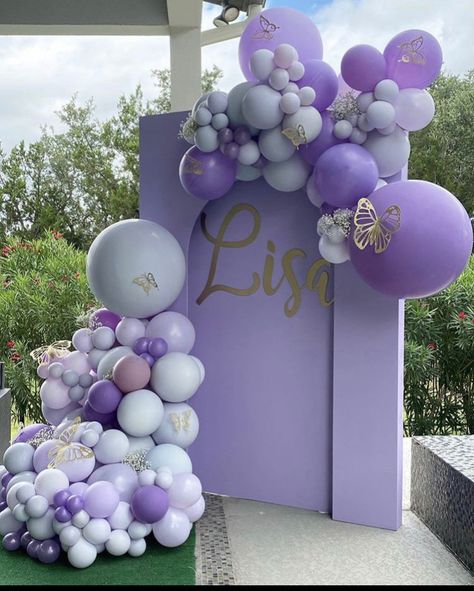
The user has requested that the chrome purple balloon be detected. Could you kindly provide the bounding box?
[179,146,237,201]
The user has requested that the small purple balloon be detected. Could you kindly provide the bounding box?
[341,44,387,92]
[2,532,21,551]
[130,485,169,524]
[218,128,233,144]
[1,473,12,488]
[300,111,345,166]
[140,353,155,367]
[53,489,71,508]
[54,506,72,523]
[20,531,33,549]
[132,337,150,355]
[234,126,251,146]
[384,29,442,90]
[179,146,237,200]
[89,308,121,331]
[37,539,61,564]
[13,423,47,444]
[66,494,84,515]
[87,380,123,414]
[147,338,168,359]
[299,60,339,111]
[0,502,6,512]
[0,488,5,502]
[313,143,379,208]
[27,539,41,559]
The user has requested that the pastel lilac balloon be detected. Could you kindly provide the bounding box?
[269,68,290,91]
[241,85,284,130]
[341,45,387,92]
[312,144,379,208]
[300,111,345,166]
[226,82,256,129]
[194,106,212,126]
[384,29,442,89]
[37,539,61,563]
[299,60,338,111]
[69,482,88,497]
[167,474,202,509]
[87,380,123,414]
[88,464,138,503]
[211,113,228,131]
[72,328,94,353]
[152,507,191,548]
[83,481,119,518]
[146,312,195,354]
[89,308,121,331]
[195,126,219,153]
[366,101,396,130]
[280,92,301,115]
[113,355,151,393]
[350,180,473,298]
[62,351,90,375]
[363,126,411,178]
[394,88,435,131]
[239,8,323,81]
[179,146,237,200]
[274,43,298,69]
[115,317,146,347]
[130,485,169,524]
[258,126,295,163]
[40,379,70,410]
[37,364,50,379]
[41,401,81,427]
[185,496,205,523]
[207,91,228,115]
[33,440,59,472]
[12,423,46,444]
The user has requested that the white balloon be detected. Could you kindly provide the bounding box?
[374,79,399,104]
[128,538,147,557]
[357,92,375,113]
[3,443,34,475]
[226,82,257,130]
[147,444,192,475]
[333,120,353,139]
[72,509,91,529]
[53,518,71,535]
[263,153,311,192]
[152,403,199,449]
[117,389,164,437]
[349,128,367,145]
[185,495,206,523]
[0,507,22,535]
[249,49,275,82]
[274,44,298,69]
[94,430,130,464]
[152,508,192,548]
[378,122,397,136]
[83,518,111,545]
[298,87,316,107]
[68,537,98,569]
[25,494,49,518]
[168,474,202,509]
[363,126,411,178]
[128,520,152,540]
[326,225,348,245]
[87,348,107,371]
[258,126,296,163]
[91,326,116,351]
[87,219,186,319]
[194,125,219,153]
[282,106,322,143]
[318,235,350,264]
[107,501,134,530]
[395,88,435,131]
[6,482,26,511]
[155,467,173,490]
[269,67,290,91]
[151,353,201,403]
[138,469,156,487]
[34,469,69,504]
[27,507,55,540]
[127,435,155,454]
[60,525,81,547]
[96,346,136,380]
[306,178,324,208]
[105,529,131,556]
[366,100,396,130]
[189,356,205,385]
[237,140,260,166]
[16,482,35,504]
[236,164,262,182]
[279,92,301,115]
[241,85,284,130]
[357,114,375,133]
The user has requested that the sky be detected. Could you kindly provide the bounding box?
[0,0,473,151]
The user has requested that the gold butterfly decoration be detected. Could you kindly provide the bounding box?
[398,36,426,65]
[54,416,82,442]
[353,198,401,254]
[169,411,192,433]
[253,15,280,40]
[281,125,307,148]
[30,340,71,366]
[133,272,158,295]
[182,155,204,176]
[48,417,94,467]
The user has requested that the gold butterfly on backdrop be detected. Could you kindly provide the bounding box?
[183,155,204,176]
[133,272,158,295]
[282,125,307,148]
[253,15,280,40]
[30,340,71,365]
[398,36,426,65]
[169,411,192,433]
[353,198,401,254]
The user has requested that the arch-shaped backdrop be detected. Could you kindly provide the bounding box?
[140,112,404,530]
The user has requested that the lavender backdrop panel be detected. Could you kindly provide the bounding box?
[332,262,404,530]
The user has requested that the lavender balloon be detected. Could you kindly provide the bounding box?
[179,146,237,200]
[130,485,169,524]
[350,181,473,299]
[87,464,138,503]
[300,111,345,166]
[13,424,46,444]
[89,308,121,331]
[299,60,338,111]
[312,144,379,208]
[146,312,195,354]
[87,380,123,414]
[384,29,442,89]
[239,8,323,82]
[341,45,387,92]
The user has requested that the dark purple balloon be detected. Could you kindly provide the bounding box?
[300,111,345,166]
[299,60,339,111]
[13,423,47,444]
[313,143,379,208]
[179,146,237,201]
[234,126,251,146]
[20,531,33,549]
[140,353,155,368]
[66,494,84,515]
[2,532,21,551]
[223,142,240,160]
[1,473,12,488]
[341,44,387,92]
[37,539,61,564]
[89,308,121,331]
[0,501,7,512]
[54,506,72,523]
[320,203,338,215]
[130,485,169,524]
[133,337,150,355]
[27,539,40,558]
[147,338,168,359]
[218,128,233,144]
[0,488,6,502]
[87,380,122,414]
[53,489,71,508]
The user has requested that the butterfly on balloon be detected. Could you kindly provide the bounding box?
[48,417,94,468]
[169,410,192,433]
[282,125,308,148]
[353,198,401,254]
[30,340,72,366]
[132,272,159,295]
[397,36,426,65]
[252,15,280,40]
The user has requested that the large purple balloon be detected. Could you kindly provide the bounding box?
[13,424,46,444]
[300,111,345,166]
[312,144,379,208]
[350,181,473,299]
[88,463,138,502]
[130,485,169,524]
[341,45,387,92]
[384,29,442,90]
[87,380,123,414]
[239,8,323,82]
[299,60,338,111]
[179,146,237,200]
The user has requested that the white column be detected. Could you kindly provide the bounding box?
[169,26,202,112]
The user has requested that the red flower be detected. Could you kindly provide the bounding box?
[459,311,467,320]
[9,352,21,363]
[6,340,15,349]
[51,230,63,240]
[2,246,11,257]
[428,342,437,350]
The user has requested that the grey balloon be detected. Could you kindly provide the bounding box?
[363,126,411,178]
[263,153,312,192]
[236,164,262,182]
[258,126,295,163]
[241,85,284,130]
[226,82,255,129]
[3,443,34,475]
[194,125,219,153]
[191,92,211,117]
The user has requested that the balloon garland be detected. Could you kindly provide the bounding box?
[0,220,205,568]
[179,7,473,299]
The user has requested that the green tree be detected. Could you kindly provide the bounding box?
[409,70,474,215]
[0,66,222,250]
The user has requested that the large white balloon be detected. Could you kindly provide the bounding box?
[0,507,23,535]
[127,435,155,454]
[282,106,322,143]
[27,507,55,540]
[258,126,296,163]
[68,537,98,568]
[263,153,312,192]
[3,443,34,475]
[87,219,186,318]
[363,126,411,178]
[105,529,131,556]
[318,235,350,264]
[117,389,164,437]
[96,346,136,380]
[152,403,199,449]
[152,508,192,548]
[34,469,69,504]
[94,430,130,464]
[151,353,201,403]
[147,444,192,474]
[241,85,284,130]
[226,82,256,129]
[395,88,435,132]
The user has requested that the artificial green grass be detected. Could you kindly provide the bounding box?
[0,529,195,586]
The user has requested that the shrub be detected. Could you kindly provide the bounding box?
[404,255,474,435]
[0,232,97,422]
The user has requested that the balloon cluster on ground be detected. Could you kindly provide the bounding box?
[1,219,205,568]
[178,7,472,299]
